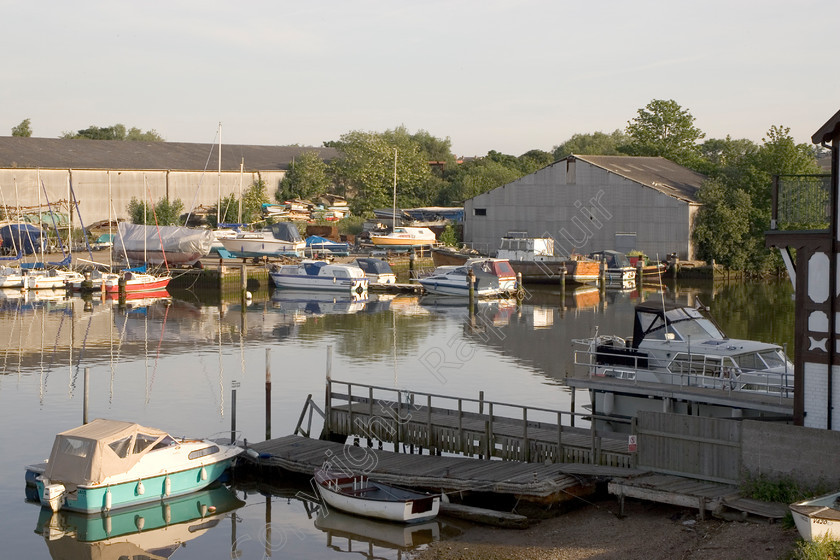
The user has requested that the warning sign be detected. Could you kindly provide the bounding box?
[628,435,637,452]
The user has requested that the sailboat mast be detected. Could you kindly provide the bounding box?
[392,148,397,232]
[107,171,113,270]
[238,157,243,224]
[217,122,222,226]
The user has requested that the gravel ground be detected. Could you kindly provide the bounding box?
[409,498,801,560]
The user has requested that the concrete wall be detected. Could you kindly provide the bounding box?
[465,160,694,260]
[741,419,840,489]
[0,168,286,225]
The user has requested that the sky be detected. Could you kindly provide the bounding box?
[2,0,838,157]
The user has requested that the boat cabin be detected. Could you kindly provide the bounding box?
[267,222,303,242]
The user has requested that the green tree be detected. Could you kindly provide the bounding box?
[625,99,704,165]
[62,124,164,141]
[437,158,522,205]
[127,197,184,225]
[553,130,629,160]
[328,127,432,215]
[518,149,554,173]
[692,179,753,270]
[277,151,331,202]
[11,118,32,137]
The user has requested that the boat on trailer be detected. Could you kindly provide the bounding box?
[314,468,440,523]
[30,418,241,513]
[790,490,840,542]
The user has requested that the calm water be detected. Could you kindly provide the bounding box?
[0,278,794,559]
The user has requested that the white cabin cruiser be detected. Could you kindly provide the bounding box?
[572,302,794,428]
[418,258,517,297]
[270,260,369,295]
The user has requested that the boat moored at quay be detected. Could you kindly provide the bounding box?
[570,301,794,429]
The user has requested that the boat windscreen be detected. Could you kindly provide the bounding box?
[270,223,303,242]
[492,260,516,277]
[356,259,392,274]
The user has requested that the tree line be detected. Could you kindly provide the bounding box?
[11,101,824,273]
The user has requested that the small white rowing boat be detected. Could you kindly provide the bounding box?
[790,490,840,541]
[314,468,440,523]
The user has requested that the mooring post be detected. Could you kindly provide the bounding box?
[636,259,643,284]
[599,259,606,291]
[265,348,271,440]
[324,345,332,438]
[479,390,484,415]
[240,263,247,299]
[467,268,475,308]
[83,366,90,425]
[231,381,239,445]
[560,267,566,294]
[118,273,126,307]
[409,249,416,277]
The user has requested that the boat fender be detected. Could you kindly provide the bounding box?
[136,481,145,495]
[105,488,112,511]
[104,514,112,536]
[200,467,207,481]
[245,448,260,459]
[200,504,208,517]
[164,475,171,496]
[163,503,171,524]
[258,452,273,459]
[441,492,450,503]
[135,515,145,531]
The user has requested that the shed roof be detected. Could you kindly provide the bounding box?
[0,136,339,171]
[572,155,705,203]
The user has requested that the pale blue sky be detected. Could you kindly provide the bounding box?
[2,0,836,157]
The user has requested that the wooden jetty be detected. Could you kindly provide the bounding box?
[243,434,639,504]
[313,379,635,468]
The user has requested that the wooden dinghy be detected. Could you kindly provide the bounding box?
[790,490,840,541]
[314,468,440,523]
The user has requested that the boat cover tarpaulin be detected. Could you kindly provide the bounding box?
[0,223,43,255]
[44,418,170,486]
[114,223,214,265]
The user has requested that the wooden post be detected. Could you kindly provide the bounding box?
[458,398,463,455]
[265,348,271,441]
[231,382,238,445]
[478,390,484,415]
[118,273,126,306]
[522,407,529,462]
[409,249,416,278]
[599,259,606,291]
[324,345,332,438]
[560,267,566,293]
[556,411,563,461]
[467,268,475,308]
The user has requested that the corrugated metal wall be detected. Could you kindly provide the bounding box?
[0,168,285,225]
[465,160,695,260]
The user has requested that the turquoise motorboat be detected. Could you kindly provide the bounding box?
[31,418,242,513]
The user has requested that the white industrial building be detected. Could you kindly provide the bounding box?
[464,155,706,260]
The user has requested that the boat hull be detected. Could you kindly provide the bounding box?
[418,278,513,297]
[270,272,368,294]
[219,237,305,258]
[315,473,439,524]
[36,459,234,513]
[103,276,171,294]
[790,493,840,541]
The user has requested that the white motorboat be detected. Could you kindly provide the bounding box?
[30,418,242,513]
[790,490,840,541]
[219,223,306,258]
[0,266,25,288]
[572,301,794,424]
[418,258,517,297]
[588,250,637,284]
[314,468,440,524]
[370,227,436,249]
[270,260,369,295]
[353,257,396,284]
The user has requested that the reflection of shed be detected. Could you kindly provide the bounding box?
[766,109,840,429]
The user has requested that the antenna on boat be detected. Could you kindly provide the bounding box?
[655,253,672,340]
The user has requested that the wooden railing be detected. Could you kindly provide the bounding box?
[316,379,634,468]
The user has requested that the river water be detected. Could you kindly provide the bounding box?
[0,278,794,559]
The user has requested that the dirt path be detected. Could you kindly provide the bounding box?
[409,499,800,560]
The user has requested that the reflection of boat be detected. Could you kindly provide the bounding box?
[572,302,795,425]
[790,490,840,542]
[370,227,436,248]
[32,418,242,513]
[270,261,368,295]
[353,257,396,284]
[588,250,637,284]
[104,289,172,303]
[34,484,244,560]
[315,468,440,523]
[418,258,516,297]
[219,223,306,258]
[270,290,368,315]
[314,506,440,550]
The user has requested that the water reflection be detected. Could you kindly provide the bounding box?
[33,484,244,560]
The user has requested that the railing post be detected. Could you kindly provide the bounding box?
[324,345,332,438]
[522,407,529,462]
[771,174,779,230]
[556,411,563,462]
[458,398,464,455]
[427,394,432,451]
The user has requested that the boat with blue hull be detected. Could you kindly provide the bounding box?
[29,418,242,513]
